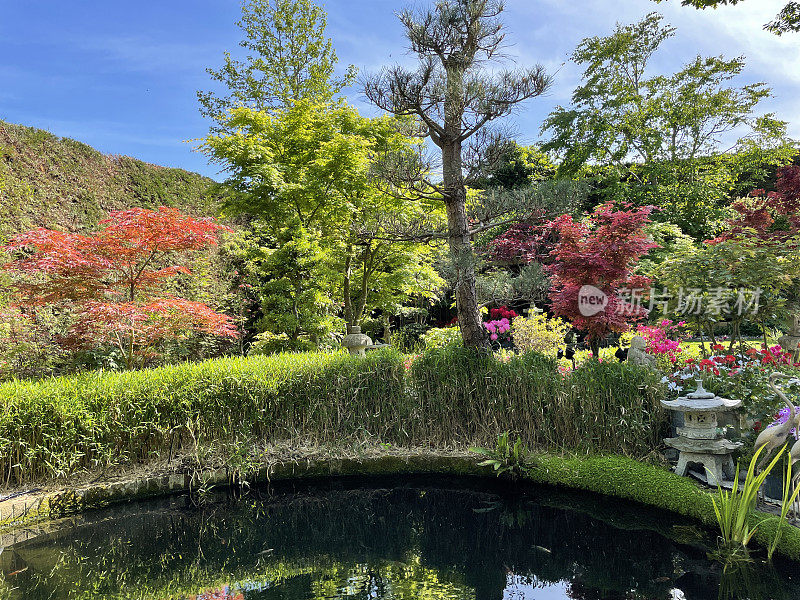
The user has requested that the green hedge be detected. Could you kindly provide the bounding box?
[0,348,668,485]
[411,347,667,455]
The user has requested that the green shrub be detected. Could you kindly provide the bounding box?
[0,347,670,485]
[410,346,667,455]
[0,350,405,485]
[511,312,570,357]
[248,331,315,355]
[420,326,462,350]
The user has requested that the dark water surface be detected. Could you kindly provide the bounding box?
[1,475,799,600]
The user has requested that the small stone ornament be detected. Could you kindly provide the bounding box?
[627,335,656,368]
[661,379,742,486]
[341,326,373,356]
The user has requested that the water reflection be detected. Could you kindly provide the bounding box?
[0,476,798,600]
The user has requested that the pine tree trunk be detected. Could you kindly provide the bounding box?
[442,138,487,350]
[440,60,488,350]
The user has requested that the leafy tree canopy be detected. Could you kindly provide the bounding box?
[4,208,237,369]
[541,12,795,240]
[202,100,444,338]
[542,12,787,174]
[198,0,355,127]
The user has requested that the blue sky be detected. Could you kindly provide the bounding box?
[1,0,798,180]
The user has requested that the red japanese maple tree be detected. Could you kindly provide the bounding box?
[709,165,800,244]
[547,202,657,354]
[5,206,238,369]
[487,220,560,264]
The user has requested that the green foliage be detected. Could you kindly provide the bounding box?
[244,220,341,342]
[0,350,405,485]
[511,312,570,357]
[712,445,783,556]
[420,326,462,350]
[541,12,795,239]
[543,13,782,172]
[203,100,443,336]
[411,346,668,455]
[0,121,223,244]
[635,221,698,281]
[768,449,800,561]
[247,331,316,355]
[473,142,556,190]
[657,236,800,339]
[470,432,532,479]
[0,348,668,486]
[198,0,355,124]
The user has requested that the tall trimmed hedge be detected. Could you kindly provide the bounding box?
[0,348,668,485]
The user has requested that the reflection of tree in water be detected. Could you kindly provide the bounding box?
[1,476,797,600]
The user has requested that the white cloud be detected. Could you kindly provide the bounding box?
[341,0,800,141]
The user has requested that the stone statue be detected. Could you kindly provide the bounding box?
[627,335,655,367]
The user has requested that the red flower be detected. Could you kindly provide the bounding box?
[699,359,716,371]
[754,421,762,432]
[712,344,725,352]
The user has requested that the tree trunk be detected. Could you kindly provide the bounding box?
[441,63,487,351]
[444,185,486,349]
[343,247,353,332]
[383,313,391,345]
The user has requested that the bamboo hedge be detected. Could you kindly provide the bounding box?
[0,347,668,486]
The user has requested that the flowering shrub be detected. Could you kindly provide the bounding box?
[512,312,571,357]
[489,306,518,321]
[636,319,688,363]
[484,318,511,342]
[663,345,800,437]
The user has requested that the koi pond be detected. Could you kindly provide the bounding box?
[1,475,799,600]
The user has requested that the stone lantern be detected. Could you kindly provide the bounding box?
[342,325,372,356]
[661,381,742,486]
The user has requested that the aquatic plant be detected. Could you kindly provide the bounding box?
[470,432,531,479]
[711,444,784,563]
[767,449,800,561]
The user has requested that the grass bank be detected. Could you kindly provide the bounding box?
[0,347,667,486]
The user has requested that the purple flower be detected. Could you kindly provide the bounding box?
[767,405,800,437]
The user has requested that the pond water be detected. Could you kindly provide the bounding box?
[1,475,799,600]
